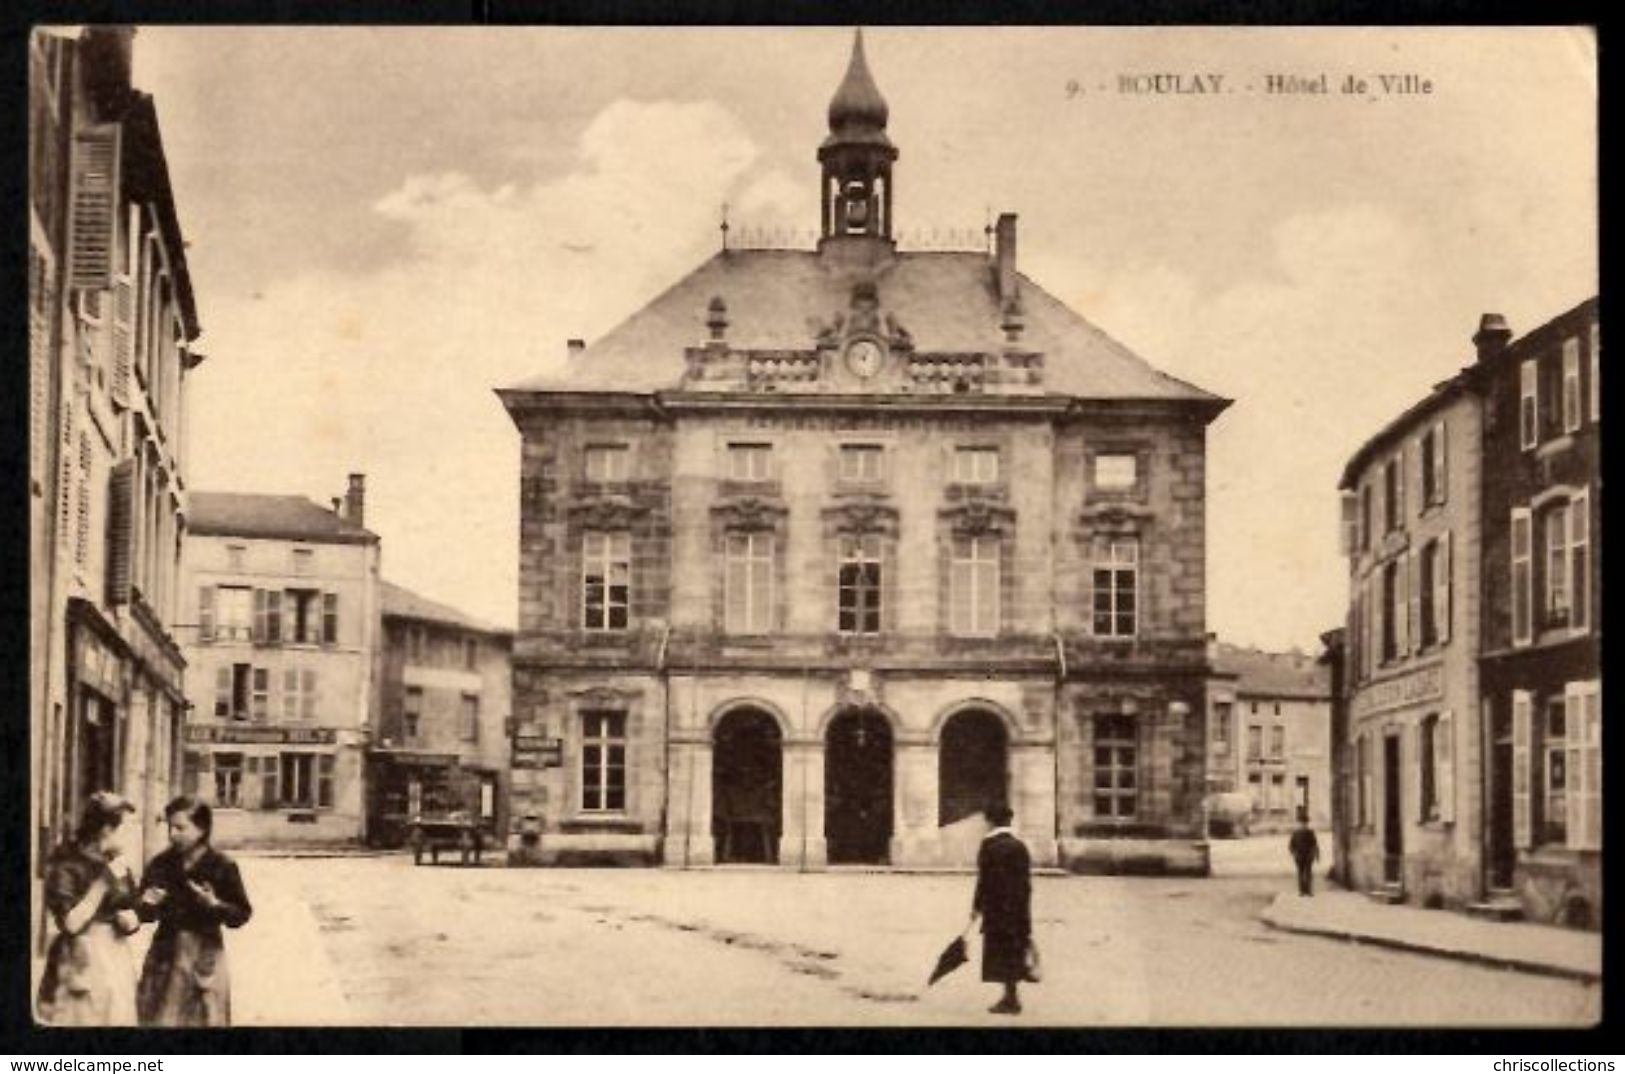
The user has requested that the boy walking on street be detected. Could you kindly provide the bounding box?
[1288,808,1320,896]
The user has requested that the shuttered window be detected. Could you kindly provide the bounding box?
[1437,710,1455,824]
[1511,508,1533,646]
[317,754,336,809]
[1519,360,1539,450]
[198,585,215,641]
[1569,491,1589,632]
[1589,323,1600,422]
[29,245,53,488]
[1512,690,1532,848]
[105,459,135,604]
[1436,531,1452,644]
[67,124,120,291]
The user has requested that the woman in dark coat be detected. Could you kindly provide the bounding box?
[135,796,252,1027]
[970,802,1033,1015]
[37,792,142,1025]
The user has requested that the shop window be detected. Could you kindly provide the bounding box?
[214,753,243,808]
[461,694,480,742]
[581,712,627,813]
[1092,714,1137,819]
[280,753,315,808]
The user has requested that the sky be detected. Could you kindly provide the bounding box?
[125,26,1596,652]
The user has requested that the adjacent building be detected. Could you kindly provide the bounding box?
[1205,641,1332,831]
[496,33,1229,872]
[369,581,514,848]
[179,479,380,845]
[1473,300,1601,927]
[29,27,202,950]
[1335,297,1600,927]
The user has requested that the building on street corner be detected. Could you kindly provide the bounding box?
[369,581,514,850]
[179,478,380,846]
[29,26,203,952]
[496,32,1229,872]
[1335,297,1599,927]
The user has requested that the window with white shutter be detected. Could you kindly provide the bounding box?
[1340,492,1358,557]
[1569,490,1589,632]
[1589,323,1600,423]
[67,124,120,291]
[1404,548,1419,655]
[1512,690,1532,848]
[1579,682,1601,850]
[1436,531,1452,644]
[1437,710,1455,824]
[1511,508,1533,646]
[1562,339,1582,434]
[1520,360,1539,450]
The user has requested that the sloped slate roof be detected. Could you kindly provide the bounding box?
[505,249,1222,405]
[188,492,377,545]
[380,579,511,638]
[1212,643,1330,700]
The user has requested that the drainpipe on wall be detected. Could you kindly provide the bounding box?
[656,622,671,867]
[1052,633,1067,861]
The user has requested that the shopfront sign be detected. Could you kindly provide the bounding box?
[1352,663,1445,718]
[513,735,564,769]
[186,725,338,745]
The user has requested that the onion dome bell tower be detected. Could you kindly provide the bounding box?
[818,29,898,247]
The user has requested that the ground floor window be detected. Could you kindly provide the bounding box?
[214,752,243,808]
[1092,714,1137,819]
[581,712,627,812]
[1543,697,1567,845]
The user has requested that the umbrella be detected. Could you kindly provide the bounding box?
[927,935,969,987]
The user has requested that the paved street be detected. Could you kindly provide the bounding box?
[211,840,1599,1027]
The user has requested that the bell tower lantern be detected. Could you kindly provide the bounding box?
[818,29,898,247]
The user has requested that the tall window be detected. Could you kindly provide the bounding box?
[215,586,253,641]
[1212,702,1232,749]
[1247,724,1263,759]
[322,593,339,645]
[1359,484,1372,553]
[1544,697,1567,845]
[1092,714,1137,819]
[724,532,774,634]
[213,753,243,808]
[727,443,773,481]
[949,536,1000,636]
[582,531,631,631]
[583,444,629,482]
[280,753,315,808]
[1092,540,1138,638]
[1420,421,1447,506]
[403,686,422,742]
[839,444,885,483]
[1589,324,1600,422]
[1419,538,1439,647]
[282,668,317,721]
[1356,735,1371,828]
[460,694,480,742]
[464,637,478,671]
[1511,508,1533,645]
[1381,560,1399,661]
[1566,681,1602,851]
[1419,714,1439,821]
[837,534,883,634]
[1270,774,1286,812]
[1544,505,1570,628]
[253,588,282,644]
[1270,725,1285,759]
[1569,493,1590,632]
[1520,359,1539,449]
[1562,338,1582,434]
[251,668,270,721]
[1383,457,1401,533]
[952,446,1000,484]
[581,712,627,812]
[287,589,322,644]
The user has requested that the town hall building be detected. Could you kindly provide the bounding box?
[498,32,1230,871]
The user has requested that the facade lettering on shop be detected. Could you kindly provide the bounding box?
[1350,663,1444,718]
[185,725,339,746]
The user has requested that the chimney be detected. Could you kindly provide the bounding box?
[79,27,137,111]
[994,213,1019,304]
[567,339,585,361]
[1473,313,1512,363]
[331,497,343,514]
[344,473,365,528]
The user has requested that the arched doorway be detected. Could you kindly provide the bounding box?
[939,708,1010,828]
[825,707,893,864]
[712,708,783,864]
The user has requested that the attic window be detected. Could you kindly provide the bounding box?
[1094,454,1138,491]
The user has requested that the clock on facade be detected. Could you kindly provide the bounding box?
[845,339,885,379]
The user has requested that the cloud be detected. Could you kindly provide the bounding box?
[186,98,772,627]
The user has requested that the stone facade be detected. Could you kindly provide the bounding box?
[498,33,1227,873]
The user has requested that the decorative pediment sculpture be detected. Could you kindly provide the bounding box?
[711,494,789,531]
[941,497,1017,537]
[566,495,648,529]
[884,312,913,351]
[848,280,882,336]
[822,492,900,536]
[567,684,643,707]
[1077,503,1155,536]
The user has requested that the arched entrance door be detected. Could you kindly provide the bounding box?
[938,709,1010,828]
[712,708,783,864]
[825,707,893,864]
